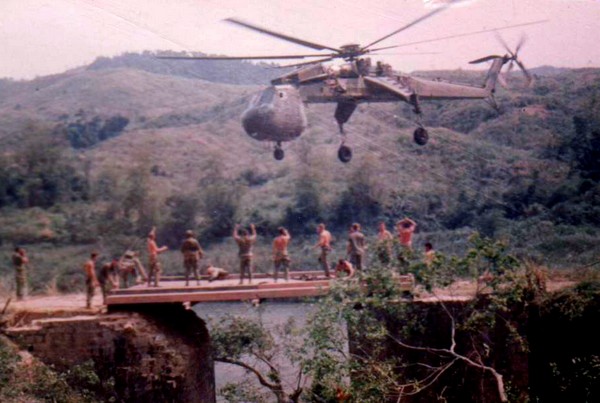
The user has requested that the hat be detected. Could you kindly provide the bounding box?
[185,230,194,237]
[124,250,135,258]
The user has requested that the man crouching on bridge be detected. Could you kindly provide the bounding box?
[233,224,257,285]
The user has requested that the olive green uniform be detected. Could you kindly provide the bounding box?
[12,252,27,301]
[236,237,256,284]
[181,237,204,286]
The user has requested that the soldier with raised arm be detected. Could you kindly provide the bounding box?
[396,217,417,250]
[273,227,291,282]
[180,230,204,286]
[147,227,168,287]
[233,224,257,285]
[314,223,332,278]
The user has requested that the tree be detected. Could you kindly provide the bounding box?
[304,234,533,403]
[209,315,308,403]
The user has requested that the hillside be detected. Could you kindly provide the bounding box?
[0,53,598,291]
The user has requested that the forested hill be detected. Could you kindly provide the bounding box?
[0,52,599,291]
[87,51,286,85]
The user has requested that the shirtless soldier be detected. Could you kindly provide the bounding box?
[396,217,417,250]
[84,252,100,309]
[12,247,29,301]
[181,230,204,286]
[376,222,394,264]
[314,223,332,278]
[273,227,291,282]
[147,227,168,287]
[206,265,229,282]
[233,224,257,285]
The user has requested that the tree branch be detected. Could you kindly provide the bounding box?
[217,357,281,391]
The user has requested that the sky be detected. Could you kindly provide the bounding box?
[1,0,600,80]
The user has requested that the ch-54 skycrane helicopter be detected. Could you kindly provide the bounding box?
[160,2,542,163]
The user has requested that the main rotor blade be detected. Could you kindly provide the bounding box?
[276,57,335,69]
[370,51,440,56]
[469,55,502,64]
[379,20,547,51]
[361,0,462,51]
[157,53,331,60]
[225,18,340,52]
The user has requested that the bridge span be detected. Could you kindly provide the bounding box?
[105,271,415,306]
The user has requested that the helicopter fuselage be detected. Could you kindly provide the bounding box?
[242,58,495,144]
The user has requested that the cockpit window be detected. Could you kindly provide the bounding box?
[258,87,276,104]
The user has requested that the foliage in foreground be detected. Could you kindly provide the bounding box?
[0,337,116,403]
[210,234,599,403]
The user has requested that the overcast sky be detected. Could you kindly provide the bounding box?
[1,0,600,80]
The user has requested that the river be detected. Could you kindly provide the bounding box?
[194,301,320,402]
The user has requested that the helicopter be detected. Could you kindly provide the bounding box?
[159,2,541,163]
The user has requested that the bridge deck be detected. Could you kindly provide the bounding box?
[106,271,333,306]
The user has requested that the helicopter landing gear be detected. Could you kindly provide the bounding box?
[273,142,284,160]
[413,127,429,146]
[338,144,353,163]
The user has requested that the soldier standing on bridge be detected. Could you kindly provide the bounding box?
[180,230,204,286]
[396,217,417,272]
[314,223,332,278]
[84,252,100,309]
[147,227,168,287]
[272,227,291,282]
[396,217,417,250]
[376,222,394,264]
[233,224,257,285]
[347,223,366,272]
[98,258,119,305]
[12,247,29,301]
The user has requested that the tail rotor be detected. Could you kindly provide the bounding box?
[496,33,533,87]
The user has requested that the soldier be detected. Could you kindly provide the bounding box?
[424,242,436,266]
[272,227,291,282]
[233,224,257,285]
[335,259,355,279]
[396,217,417,272]
[98,258,119,304]
[314,223,332,278]
[84,252,100,309]
[119,250,147,287]
[376,222,394,264]
[180,230,204,286]
[396,217,417,250]
[12,247,29,301]
[347,223,366,271]
[206,265,229,282]
[147,227,168,287]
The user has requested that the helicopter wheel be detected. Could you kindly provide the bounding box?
[413,127,429,146]
[274,146,285,161]
[338,145,353,163]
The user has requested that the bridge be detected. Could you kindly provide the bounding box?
[105,271,415,306]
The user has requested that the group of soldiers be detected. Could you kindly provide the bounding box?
[10,216,427,309]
